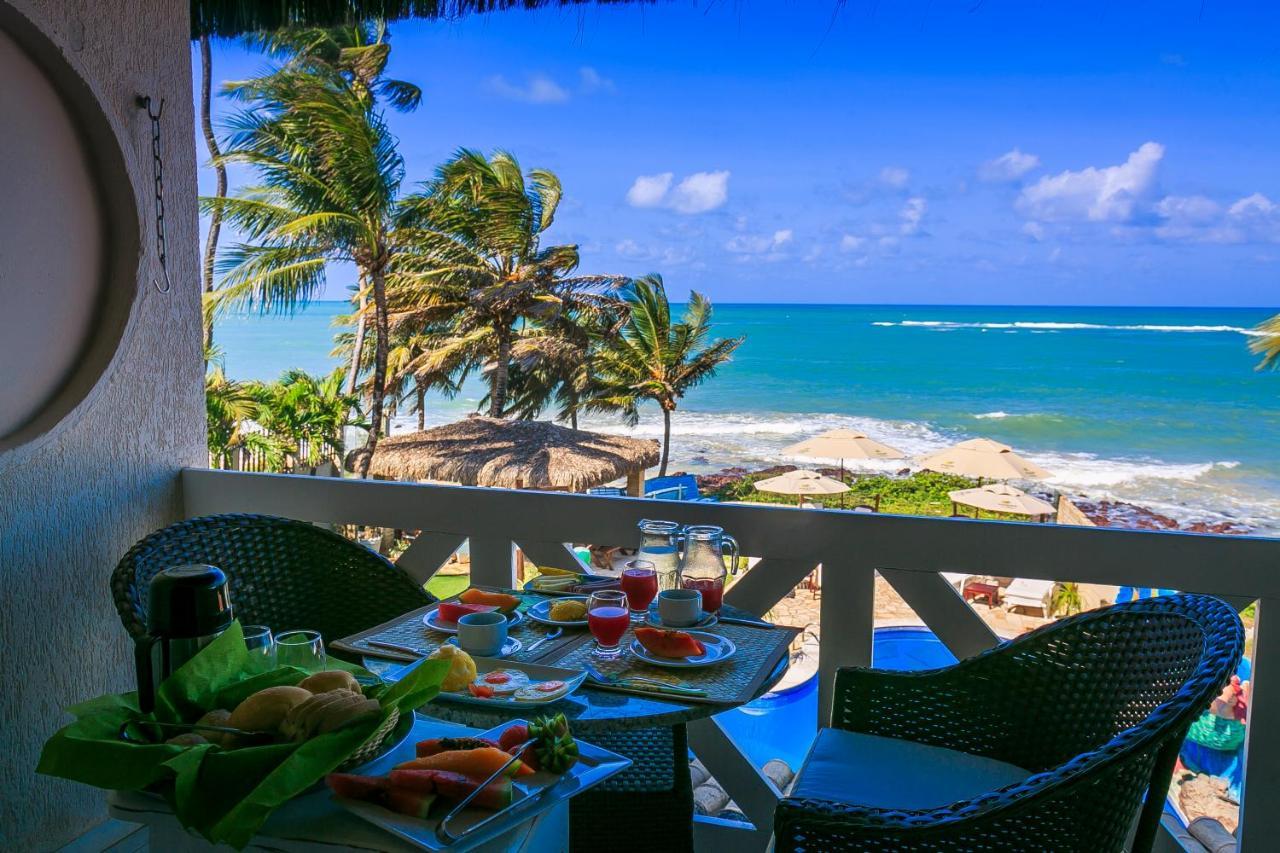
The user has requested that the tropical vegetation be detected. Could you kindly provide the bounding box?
[1251,313,1280,370]
[583,275,744,475]
[204,23,743,479]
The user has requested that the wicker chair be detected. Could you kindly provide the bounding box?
[111,513,434,645]
[775,593,1243,852]
[570,724,694,852]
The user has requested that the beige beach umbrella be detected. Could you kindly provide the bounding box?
[755,469,851,505]
[948,483,1055,519]
[918,437,1052,481]
[783,428,906,463]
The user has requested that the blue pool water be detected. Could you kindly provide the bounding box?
[713,626,958,771]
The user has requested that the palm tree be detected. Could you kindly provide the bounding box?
[205,354,288,470]
[336,319,459,431]
[585,274,744,476]
[1251,313,1280,370]
[198,34,226,356]
[254,368,363,466]
[392,149,625,417]
[247,22,422,396]
[206,31,413,477]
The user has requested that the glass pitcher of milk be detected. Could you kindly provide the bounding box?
[637,519,683,590]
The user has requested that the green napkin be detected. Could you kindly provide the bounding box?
[38,621,449,849]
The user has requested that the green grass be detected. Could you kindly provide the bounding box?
[425,573,470,600]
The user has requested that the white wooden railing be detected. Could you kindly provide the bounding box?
[181,468,1280,852]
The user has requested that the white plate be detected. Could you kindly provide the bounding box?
[336,718,631,852]
[526,596,590,627]
[389,656,589,710]
[423,607,523,634]
[445,635,523,658]
[629,630,736,668]
[644,603,718,630]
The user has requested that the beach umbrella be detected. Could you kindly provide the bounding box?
[948,483,1055,519]
[782,428,906,475]
[754,469,851,505]
[917,437,1052,481]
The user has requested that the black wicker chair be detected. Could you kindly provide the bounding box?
[775,593,1243,852]
[570,724,694,853]
[111,513,434,645]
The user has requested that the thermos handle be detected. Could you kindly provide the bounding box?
[721,535,740,575]
[135,635,158,713]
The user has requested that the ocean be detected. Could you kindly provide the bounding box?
[215,303,1280,535]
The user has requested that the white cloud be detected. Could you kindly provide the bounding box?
[839,234,866,252]
[979,148,1041,182]
[899,197,927,235]
[1017,142,1164,222]
[579,67,616,94]
[1153,191,1280,244]
[725,228,792,260]
[629,170,729,214]
[1021,221,1046,241]
[879,166,910,188]
[614,239,694,266]
[669,171,730,214]
[626,173,674,208]
[486,73,570,104]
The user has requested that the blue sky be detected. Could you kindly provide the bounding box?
[195,0,1280,306]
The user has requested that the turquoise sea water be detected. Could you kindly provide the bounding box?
[216,303,1280,534]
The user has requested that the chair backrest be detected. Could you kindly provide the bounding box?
[645,474,700,501]
[111,513,434,645]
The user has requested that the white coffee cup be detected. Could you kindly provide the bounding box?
[657,589,703,627]
[457,611,508,656]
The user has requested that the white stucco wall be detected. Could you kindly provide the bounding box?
[0,1,203,848]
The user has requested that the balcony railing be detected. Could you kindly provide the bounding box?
[182,467,1280,852]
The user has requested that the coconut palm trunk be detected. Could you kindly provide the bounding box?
[490,324,513,417]
[346,285,368,396]
[416,383,426,430]
[660,404,673,477]
[198,34,226,355]
[358,265,391,478]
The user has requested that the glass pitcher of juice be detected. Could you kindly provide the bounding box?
[637,519,684,590]
[677,525,739,613]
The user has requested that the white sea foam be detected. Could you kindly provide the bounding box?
[973,411,1011,419]
[879,320,1263,335]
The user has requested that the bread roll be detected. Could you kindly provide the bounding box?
[280,689,381,742]
[196,708,233,746]
[166,732,209,746]
[299,670,361,694]
[229,685,311,733]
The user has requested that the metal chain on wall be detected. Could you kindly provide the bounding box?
[136,95,171,293]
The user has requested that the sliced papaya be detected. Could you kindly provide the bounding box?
[458,588,522,613]
[396,746,535,778]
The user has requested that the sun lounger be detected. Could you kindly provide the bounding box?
[1004,578,1056,615]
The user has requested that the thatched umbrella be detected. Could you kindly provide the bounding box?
[348,417,660,493]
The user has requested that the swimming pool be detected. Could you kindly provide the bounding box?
[713,626,958,771]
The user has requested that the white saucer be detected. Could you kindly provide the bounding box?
[645,603,718,630]
[445,635,524,658]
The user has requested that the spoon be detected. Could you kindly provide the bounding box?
[525,627,563,653]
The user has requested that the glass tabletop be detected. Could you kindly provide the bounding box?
[363,648,790,733]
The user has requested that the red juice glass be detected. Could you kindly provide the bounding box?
[620,559,658,620]
[587,590,630,659]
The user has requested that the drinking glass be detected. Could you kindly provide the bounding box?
[275,629,326,672]
[620,559,659,621]
[586,590,630,659]
[242,624,276,674]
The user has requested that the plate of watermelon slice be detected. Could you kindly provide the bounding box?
[329,716,630,851]
[423,589,525,634]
